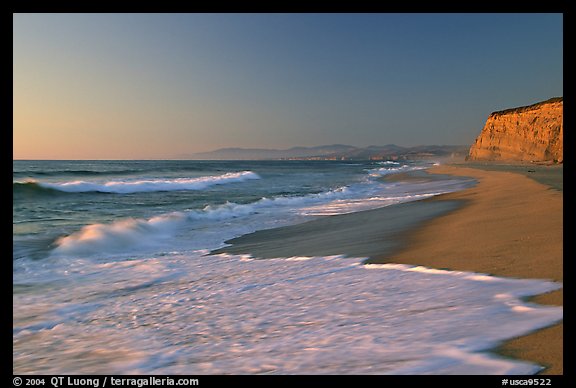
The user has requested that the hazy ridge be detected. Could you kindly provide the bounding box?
[191,144,469,161]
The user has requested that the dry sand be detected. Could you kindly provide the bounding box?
[369,165,563,374]
[217,164,563,374]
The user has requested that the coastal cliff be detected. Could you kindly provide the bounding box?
[468,97,563,163]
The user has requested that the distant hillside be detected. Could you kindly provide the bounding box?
[191,144,469,161]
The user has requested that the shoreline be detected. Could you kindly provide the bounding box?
[371,164,563,375]
[215,163,563,374]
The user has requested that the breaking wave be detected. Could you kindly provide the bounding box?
[14,171,261,195]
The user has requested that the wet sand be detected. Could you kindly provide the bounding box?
[372,165,563,375]
[216,163,563,374]
[212,199,464,260]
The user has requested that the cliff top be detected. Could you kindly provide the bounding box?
[490,97,563,117]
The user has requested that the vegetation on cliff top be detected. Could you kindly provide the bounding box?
[490,97,563,117]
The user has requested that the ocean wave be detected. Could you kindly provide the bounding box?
[48,184,358,257]
[16,171,261,194]
[13,164,216,179]
[46,166,474,258]
[367,164,428,177]
[13,181,67,198]
[51,213,189,256]
[13,169,136,178]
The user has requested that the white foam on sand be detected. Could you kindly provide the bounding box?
[13,254,562,374]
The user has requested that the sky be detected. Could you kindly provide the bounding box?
[13,13,563,160]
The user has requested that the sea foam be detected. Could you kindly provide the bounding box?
[13,255,562,374]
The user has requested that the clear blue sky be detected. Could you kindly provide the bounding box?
[13,13,563,159]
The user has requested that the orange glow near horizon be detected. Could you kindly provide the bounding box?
[13,13,562,160]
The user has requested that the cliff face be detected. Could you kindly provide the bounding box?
[468,97,563,163]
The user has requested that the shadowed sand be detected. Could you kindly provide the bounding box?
[215,164,563,374]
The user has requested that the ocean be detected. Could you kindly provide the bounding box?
[13,160,562,374]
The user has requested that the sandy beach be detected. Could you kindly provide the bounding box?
[216,163,563,374]
[372,165,563,375]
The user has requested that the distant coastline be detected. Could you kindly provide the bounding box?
[189,144,469,161]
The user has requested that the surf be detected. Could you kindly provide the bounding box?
[16,171,261,194]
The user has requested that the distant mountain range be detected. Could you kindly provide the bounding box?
[190,144,469,161]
